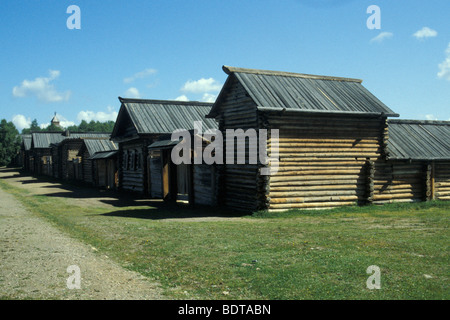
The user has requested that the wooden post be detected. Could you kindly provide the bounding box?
[425,163,432,201]
[188,163,195,207]
[366,160,375,204]
[431,161,436,200]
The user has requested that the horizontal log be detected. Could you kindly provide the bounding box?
[372,198,422,204]
[270,179,363,187]
[270,195,359,204]
[272,137,379,143]
[274,170,364,176]
[433,182,450,187]
[269,190,365,198]
[276,166,365,172]
[279,153,380,159]
[268,201,355,209]
[374,184,422,191]
[270,184,365,192]
[269,141,379,147]
[270,174,365,181]
[276,148,378,154]
[372,193,421,200]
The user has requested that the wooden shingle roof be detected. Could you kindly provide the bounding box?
[387,119,450,160]
[208,65,398,118]
[111,98,217,140]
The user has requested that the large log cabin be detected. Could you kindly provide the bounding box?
[207,66,400,211]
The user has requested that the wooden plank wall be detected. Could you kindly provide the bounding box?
[193,164,217,206]
[120,140,148,194]
[61,141,83,180]
[266,114,385,210]
[217,76,261,211]
[82,149,94,184]
[148,150,163,198]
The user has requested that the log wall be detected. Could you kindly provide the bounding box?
[119,138,155,194]
[217,76,261,211]
[266,114,386,211]
[372,161,425,204]
[434,161,450,200]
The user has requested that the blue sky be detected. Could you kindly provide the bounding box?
[1,0,449,131]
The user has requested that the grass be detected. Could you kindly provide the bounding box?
[0,177,449,300]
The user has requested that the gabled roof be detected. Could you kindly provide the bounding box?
[31,132,110,149]
[387,119,450,160]
[88,150,118,160]
[31,132,66,149]
[81,138,118,157]
[207,66,398,118]
[111,97,217,140]
[21,134,32,151]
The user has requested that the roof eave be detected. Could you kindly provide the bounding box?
[257,107,399,118]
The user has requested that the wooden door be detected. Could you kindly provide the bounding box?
[162,150,170,200]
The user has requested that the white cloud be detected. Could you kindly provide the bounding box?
[201,93,217,103]
[77,106,118,123]
[12,114,31,131]
[437,42,450,81]
[413,27,437,39]
[59,119,76,128]
[370,32,393,43]
[181,78,222,93]
[425,114,438,121]
[12,70,71,103]
[124,68,157,83]
[124,87,141,98]
[174,95,189,102]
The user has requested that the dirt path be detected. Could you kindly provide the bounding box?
[0,170,162,300]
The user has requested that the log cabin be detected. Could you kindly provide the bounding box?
[50,132,111,181]
[77,138,118,185]
[29,132,66,175]
[110,97,217,195]
[18,134,32,171]
[88,149,119,190]
[372,119,450,203]
[147,132,218,206]
[206,66,400,211]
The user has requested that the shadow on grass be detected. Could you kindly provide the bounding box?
[99,204,248,220]
[1,168,252,219]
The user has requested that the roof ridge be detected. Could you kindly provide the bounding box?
[118,97,213,106]
[389,119,450,126]
[222,65,363,83]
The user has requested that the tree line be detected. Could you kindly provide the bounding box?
[0,118,115,167]
[21,119,115,134]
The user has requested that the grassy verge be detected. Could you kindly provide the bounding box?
[0,177,448,299]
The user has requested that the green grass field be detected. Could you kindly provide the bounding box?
[1,178,448,300]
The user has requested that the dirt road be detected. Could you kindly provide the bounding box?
[0,169,162,300]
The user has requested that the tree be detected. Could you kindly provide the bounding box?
[21,119,42,134]
[45,123,64,132]
[74,120,115,133]
[0,119,21,167]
